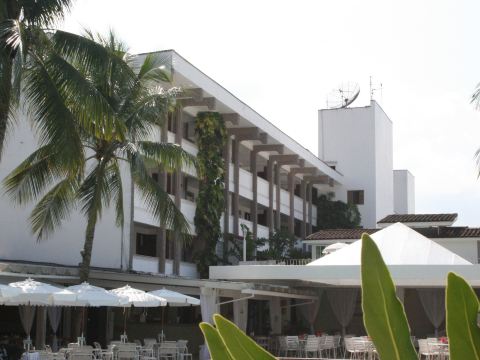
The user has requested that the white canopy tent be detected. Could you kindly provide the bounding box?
[308,223,471,266]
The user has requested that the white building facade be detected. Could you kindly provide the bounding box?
[0,50,346,279]
[318,101,415,228]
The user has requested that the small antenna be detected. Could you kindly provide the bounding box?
[370,76,383,102]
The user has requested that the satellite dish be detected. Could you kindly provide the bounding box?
[326,82,360,109]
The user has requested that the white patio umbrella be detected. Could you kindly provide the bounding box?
[0,284,21,304]
[148,288,200,340]
[322,242,348,255]
[66,282,129,343]
[8,278,77,306]
[110,285,167,338]
[148,288,200,306]
[66,282,128,307]
[8,278,76,349]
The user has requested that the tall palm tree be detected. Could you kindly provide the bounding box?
[4,32,194,281]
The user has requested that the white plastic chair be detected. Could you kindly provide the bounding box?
[303,336,320,358]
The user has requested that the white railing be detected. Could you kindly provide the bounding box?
[239,258,311,266]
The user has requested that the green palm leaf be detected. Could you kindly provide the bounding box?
[446,272,480,360]
[361,233,417,360]
[213,314,276,360]
[199,322,233,360]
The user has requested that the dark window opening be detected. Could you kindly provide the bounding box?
[347,190,364,205]
[136,233,156,257]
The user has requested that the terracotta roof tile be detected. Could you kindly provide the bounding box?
[377,213,458,223]
[306,226,480,240]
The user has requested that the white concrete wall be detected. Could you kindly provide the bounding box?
[0,115,130,270]
[374,103,394,222]
[319,101,398,228]
[319,103,377,227]
[393,170,415,214]
[433,239,479,264]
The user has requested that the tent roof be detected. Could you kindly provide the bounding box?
[308,222,471,266]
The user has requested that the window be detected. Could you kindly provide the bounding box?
[136,233,156,257]
[347,190,364,205]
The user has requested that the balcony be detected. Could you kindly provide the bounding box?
[132,255,199,278]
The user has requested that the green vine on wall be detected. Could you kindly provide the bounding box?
[193,112,227,277]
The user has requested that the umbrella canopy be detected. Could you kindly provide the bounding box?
[322,242,348,255]
[148,288,200,307]
[110,285,167,307]
[8,278,77,306]
[0,284,21,304]
[66,282,128,307]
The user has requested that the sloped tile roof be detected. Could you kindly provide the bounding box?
[305,228,379,240]
[377,213,458,223]
[306,226,480,240]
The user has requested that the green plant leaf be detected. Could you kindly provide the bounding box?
[213,314,276,360]
[361,233,417,360]
[446,272,480,360]
[199,322,233,360]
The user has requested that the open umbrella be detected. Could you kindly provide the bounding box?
[110,285,166,339]
[148,288,200,306]
[0,284,21,304]
[66,282,128,344]
[8,278,76,306]
[148,288,200,339]
[322,242,348,255]
[8,278,76,349]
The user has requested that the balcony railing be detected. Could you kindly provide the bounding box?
[239,258,311,266]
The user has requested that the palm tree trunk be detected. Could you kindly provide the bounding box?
[79,212,98,282]
[0,55,13,160]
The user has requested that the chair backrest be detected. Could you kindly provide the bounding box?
[305,337,320,351]
[115,345,137,360]
[68,343,79,348]
[69,349,93,360]
[158,343,177,355]
[143,338,157,346]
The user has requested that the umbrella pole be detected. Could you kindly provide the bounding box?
[123,307,127,340]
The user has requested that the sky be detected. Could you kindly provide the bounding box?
[62,0,480,226]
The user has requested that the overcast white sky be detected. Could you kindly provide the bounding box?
[63,0,480,226]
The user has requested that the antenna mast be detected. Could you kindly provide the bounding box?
[370,76,383,102]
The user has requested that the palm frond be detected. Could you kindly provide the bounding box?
[136,141,197,172]
[107,160,124,228]
[23,50,84,167]
[53,30,135,86]
[30,176,78,241]
[3,144,80,204]
[20,0,73,27]
[130,153,191,238]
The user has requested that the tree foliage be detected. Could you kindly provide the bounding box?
[314,193,361,229]
[193,111,227,277]
[4,32,193,281]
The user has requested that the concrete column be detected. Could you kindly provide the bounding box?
[288,172,295,234]
[250,144,283,239]
[301,180,307,238]
[287,166,316,236]
[267,159,274,233]
[232,139,240,237]
[250,150,258,238]
[307,183,313,235]
[35,307,46,349]
[157,118,168,273]
[173,108,183,276]
[275,164,281,229]
[223,135,231,258]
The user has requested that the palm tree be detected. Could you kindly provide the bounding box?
[4,32,194,281]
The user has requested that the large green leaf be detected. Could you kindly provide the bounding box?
[213,314,276,360]
[361,233,417,360]
[446,272,480,360]
[199,322,233,360]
